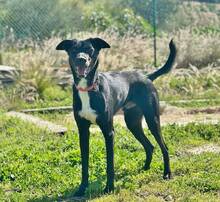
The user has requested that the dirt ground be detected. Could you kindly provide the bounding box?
[113,105,220,127]
[187,144,220,154]
[87,105,220,155]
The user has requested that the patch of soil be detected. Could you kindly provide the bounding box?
[187,144,220,155]
[187,107,220,114]
[68,105,220,129]
[113,109,220,127]
[160,104,220,125]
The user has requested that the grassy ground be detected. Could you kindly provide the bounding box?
[0,111,220,201]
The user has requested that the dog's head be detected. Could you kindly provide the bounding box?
[56,38,110,78]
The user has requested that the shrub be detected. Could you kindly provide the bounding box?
[83,11,112,32]
[83,8,152,36]
[115,8,152,36]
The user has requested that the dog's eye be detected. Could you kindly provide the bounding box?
[86,48,94,55]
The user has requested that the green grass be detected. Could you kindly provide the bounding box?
[0,85,72,112]
[167,99,220,108]
[0,112,220,201]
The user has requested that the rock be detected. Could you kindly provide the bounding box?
[164,195,173,201]
[6,111,68,135]
[10,174,16,181]
[52,67,73,88]
[160,101,167,114]
[0,65,19,86]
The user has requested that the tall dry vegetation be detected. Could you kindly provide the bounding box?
[0,29,220,108]
[2,29,220,72]
[155,65,220,100]
[158,29,220,69]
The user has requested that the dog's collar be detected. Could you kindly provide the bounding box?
[75,81,98,92]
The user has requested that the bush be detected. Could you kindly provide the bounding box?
[83,11,112,32]
[115,9,153,36]
[83,8,152,36]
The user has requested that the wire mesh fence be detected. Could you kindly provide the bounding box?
[1,0,53,39]
[0,0,219,41]
[0,0,83,40]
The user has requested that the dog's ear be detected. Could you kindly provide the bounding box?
[56,40,76,51]
[90,38,110,50]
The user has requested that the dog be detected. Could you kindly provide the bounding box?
[56,38,176,196]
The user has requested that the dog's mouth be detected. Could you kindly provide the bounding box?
[76,66,89,77]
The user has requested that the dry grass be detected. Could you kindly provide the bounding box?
[0,29,220,108]
[76,32,154,71]
[174,29,220,68]
[2,29,220,73]
[166,2,220,31]
[155,65,220,100]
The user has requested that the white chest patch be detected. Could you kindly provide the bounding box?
[78,79,97,123]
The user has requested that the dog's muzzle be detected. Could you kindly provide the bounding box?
[75,53,91,77]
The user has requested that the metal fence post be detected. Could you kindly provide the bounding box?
[153,0,157,67]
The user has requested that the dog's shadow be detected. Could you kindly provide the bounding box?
[29,180,106,202]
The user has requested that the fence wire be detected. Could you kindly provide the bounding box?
[0,0,83,40]
[0,0,62,39]
[0,0,219,41]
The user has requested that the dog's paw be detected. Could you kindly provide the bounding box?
[73,190,85,197]
[73,184,87,197]
[163,172,172,180]
[143,163,151,171]
[103,185,114,194]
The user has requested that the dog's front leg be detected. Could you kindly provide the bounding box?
[98,120,114,194]
[74,118,91,197]
[104,131,114,194]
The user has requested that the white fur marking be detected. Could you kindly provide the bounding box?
[78,78,97,123]
[124,101,136,109]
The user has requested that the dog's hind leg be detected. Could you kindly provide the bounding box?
[141,90,171,179]
[124,106,154,170]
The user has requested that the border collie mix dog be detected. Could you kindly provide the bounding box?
[56,38,176,196]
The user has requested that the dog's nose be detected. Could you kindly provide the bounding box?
[76,57,87,66]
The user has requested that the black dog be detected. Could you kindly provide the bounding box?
[56,38,176,196]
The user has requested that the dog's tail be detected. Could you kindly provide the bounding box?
[148,39,177,81]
